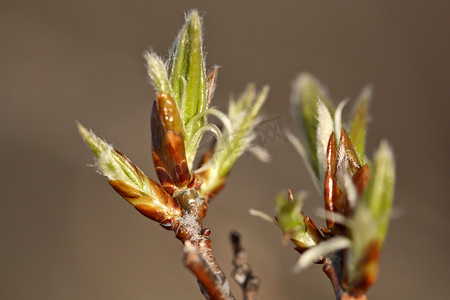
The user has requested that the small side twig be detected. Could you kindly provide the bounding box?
[230,231,261,300]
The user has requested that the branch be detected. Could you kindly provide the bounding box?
[175,190,235,300]
[230,231,261,300]
[184,241,233,300]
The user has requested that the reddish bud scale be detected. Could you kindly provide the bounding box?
[151,93,197,193]
[108,177,181,227]
[324,129,371,234]
[292,216,325,254]
[324,132,342,230]
[205,67,219,107]
[304,216,324,244]
[352,164,370,195]
[338,128,362,176]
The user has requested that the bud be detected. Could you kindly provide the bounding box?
[323,128,371,233]
[151,93,193,193]
[361,141,395,243]
[274,191,323,252]
[78,123,181,226]
[344,141,395,294]
[145,11,222,171]
[167,10,207,144]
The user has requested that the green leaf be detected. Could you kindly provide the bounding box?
[218,85,268,174]
[186,123,224,170]
[333,100,347,145]
[167,10,207,143]
[197,84,269,197]
[274,191,305,233]
[362,140,395,242]
[145,52,173,96]
[315,99,334,186]
[349,87,371,163]
[291,73,334,179]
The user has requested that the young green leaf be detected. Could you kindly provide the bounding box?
[197,85,269,197]
[316,99,335,186]
[349,87,372,163]
[291,73,334,179]
[145,52,173,96]
[167,10,207,143]
[361,140,395,242]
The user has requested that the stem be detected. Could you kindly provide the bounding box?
[230,231,260,300]
[323,257,343,300]
[174,188,235,300]
[322,255,367,300]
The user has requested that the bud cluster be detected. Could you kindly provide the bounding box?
[78,11,268,230]
[253,73,395,296]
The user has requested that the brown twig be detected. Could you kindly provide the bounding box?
[230,231,261,300]
[184,241,232,300]
[175,189,235,300]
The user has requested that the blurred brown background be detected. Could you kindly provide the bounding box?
[1,0,449,299]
